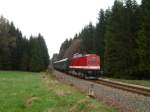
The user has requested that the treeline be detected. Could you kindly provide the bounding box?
[52,0,150,79]
[0,16,49,72]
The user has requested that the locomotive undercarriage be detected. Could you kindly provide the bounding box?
[68,69,100,79]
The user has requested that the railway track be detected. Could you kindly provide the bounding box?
[54,70,150,112]
[55,70,150,97]
[91,78,150,97]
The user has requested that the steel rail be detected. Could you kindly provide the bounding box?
[55,70,150,97]
[91,79,150,97]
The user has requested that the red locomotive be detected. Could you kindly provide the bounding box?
[53,53,101,79]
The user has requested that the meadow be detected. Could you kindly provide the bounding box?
[0,71,117,112]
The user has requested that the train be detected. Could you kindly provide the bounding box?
[53,53,101,79]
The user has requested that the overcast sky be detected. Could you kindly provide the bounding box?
[0,0,141,57]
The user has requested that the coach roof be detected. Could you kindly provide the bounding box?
[53,58,68,64]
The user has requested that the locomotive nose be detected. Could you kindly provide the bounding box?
[87,56,100,67]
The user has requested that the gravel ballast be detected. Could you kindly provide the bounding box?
[53,70,150,112]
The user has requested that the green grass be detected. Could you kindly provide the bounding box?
[0,71,117,112]
[108,78,150,87]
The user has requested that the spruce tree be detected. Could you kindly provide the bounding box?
[0,16,49,72]
[0,17,15,70]
[19,38,29,71]
[37,34,49,69]
[29,37,40,72]
[123,0,140,77]
[137,0,150,78]
[80,22,95,53]
[104,0,126,77]
[29,35,49,72]
[58,39,70,59]
[94,9,105,69]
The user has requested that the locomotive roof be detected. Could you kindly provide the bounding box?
[72,54,97,58]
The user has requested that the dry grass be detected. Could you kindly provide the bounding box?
[26,96,40,107]
[0,71,117,112]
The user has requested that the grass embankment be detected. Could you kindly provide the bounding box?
[108,78,150,87]
[0,71,117,112]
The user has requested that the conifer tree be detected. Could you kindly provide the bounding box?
[19,38,29,70]
[123,0,140,77]
[104,0,126,77]
[29,35,49,72]
[94,9,105,69]
[0,17,16,70]
[0,16,49,72]
[80,22,95,53]
[37,34,49,69]
[137,0,150,78]
[58,39,70,59]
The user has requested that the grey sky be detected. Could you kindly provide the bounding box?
[0,0,141,57]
